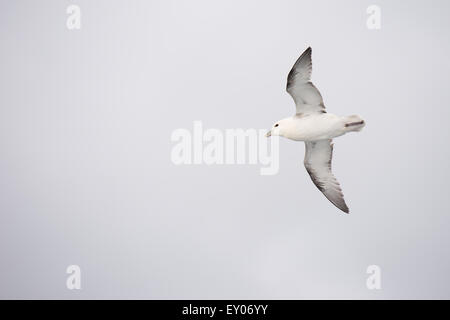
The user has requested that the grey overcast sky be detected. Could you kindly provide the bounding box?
[0,0,450,299]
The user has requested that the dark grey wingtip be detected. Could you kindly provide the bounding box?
[342,205,350,214]
[330,197,350,214]
[286,47,314,91]
[334,195,349,214]
[299,47,312,61]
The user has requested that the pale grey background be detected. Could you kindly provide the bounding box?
[0,0,449,299]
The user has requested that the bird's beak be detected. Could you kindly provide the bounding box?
[266,130,272,137]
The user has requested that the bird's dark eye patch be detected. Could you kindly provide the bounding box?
[275,124,279,127]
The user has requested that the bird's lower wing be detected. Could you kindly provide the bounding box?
[304,140,349,213]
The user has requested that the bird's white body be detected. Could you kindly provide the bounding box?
[275,113,363,142]
[266,47,365,213]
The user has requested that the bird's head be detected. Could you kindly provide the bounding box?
[266,119,289,137]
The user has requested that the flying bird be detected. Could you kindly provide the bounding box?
[266,47,365,213]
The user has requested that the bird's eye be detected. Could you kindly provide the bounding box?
[274,124,279,127]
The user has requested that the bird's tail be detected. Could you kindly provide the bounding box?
[344,115,365,132]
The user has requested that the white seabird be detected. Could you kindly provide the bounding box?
[266,47,365,213]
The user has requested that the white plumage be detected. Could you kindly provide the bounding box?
[267,47,365,213]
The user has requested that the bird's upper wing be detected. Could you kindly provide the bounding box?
[286,47,326,115]
[304,140,349,213]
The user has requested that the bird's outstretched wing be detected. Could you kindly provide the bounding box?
[286,47,326,115]
[304,140,349,213]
